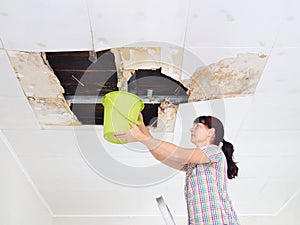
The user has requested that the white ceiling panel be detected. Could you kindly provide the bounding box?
[222,97,254,141]
[0,50,24,97]
[230,176,298,215]
[2,128,178,214]
[87,0,189,50]
[14,156,103,191]
[252,178,300,214]
[0,0,92,51]
[256,48,300,95]
[185,47,271,66]
[247,94,300,114]
[227,177,269,214]
[276,0,300,47]
[237,156,284,178]
[271,156,300,178]
[47,187,167,215]
[185,0,283,48]
[13,155,173,215]
[241,93,300,130]
[235,130,300,156]
[0,97,39,129]
[2,129,84,157]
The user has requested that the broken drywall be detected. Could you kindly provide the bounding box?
[111,48,267,132]
[116,46,185,85]
[120,47,161,71]
[7,49,267,131]
[154,100,178,132]
[110,48,128,92]
[112,46,186,132]
[188,53,268,101]
[8,51,81,126]
[160,46,184,82]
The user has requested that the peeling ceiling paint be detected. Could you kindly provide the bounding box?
[8,51,81,126]
[111,48,267,132]
[188,53,268,101]
[111,47,187,132]
[115,47,185,85]
[154,100,178,132]
[6,49,267,131]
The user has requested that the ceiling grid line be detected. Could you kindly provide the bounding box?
[0,37,4,49]
[252,1,285,96]
[0,130,54,216]
[182,0,192,50]
[275,188,300,215]
[84,0,95,52]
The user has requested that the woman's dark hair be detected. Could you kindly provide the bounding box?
[194,116,239,179]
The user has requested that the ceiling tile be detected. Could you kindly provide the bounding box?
[276,0,300,47]
[0,135,53,222]
[186,0,283,48]
[87,0,189,50]
[237,156,283,178]
[0,97,39,129]
[240,93,300,130]
[256,48,300,95]
[12,153,177,215]
[230,177,300,214]
[185,47,271,67]
[231,177,300,214]
[235,130,300,156]
[228,177,269,214]
[46,186,169,215]
[2,129,83,157]
[1,128,126,214]
[247,93,300,111]
[253,178,300,214]
[0,0,92,51]
[0,50,24,97]
[271,156,300,178]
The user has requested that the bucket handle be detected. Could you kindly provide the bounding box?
[137,114,143,124]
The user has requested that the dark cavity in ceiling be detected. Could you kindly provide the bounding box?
[46,50,188,126]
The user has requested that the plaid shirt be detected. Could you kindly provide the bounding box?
[184,145,240,225]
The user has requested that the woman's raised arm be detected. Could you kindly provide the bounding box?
[114,119,210,165]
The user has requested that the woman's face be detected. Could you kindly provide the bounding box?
[190,122,211,146]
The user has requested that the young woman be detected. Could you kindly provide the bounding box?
[114,115,240,225]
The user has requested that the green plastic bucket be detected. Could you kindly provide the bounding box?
[102,91,145,144]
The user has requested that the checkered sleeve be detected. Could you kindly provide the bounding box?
[202,145,223,163]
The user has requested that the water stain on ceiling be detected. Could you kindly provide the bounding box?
[7,48,268,132]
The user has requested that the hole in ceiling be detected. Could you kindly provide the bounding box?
[45,50,188,126]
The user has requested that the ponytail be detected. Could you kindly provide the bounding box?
[221,139,238,179]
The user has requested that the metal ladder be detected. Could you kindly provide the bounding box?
[156,196,176,225]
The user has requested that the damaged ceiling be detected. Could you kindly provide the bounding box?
[8,51,81,126]
[7,48,266,131]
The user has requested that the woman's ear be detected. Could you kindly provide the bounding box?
[209,128,216,137]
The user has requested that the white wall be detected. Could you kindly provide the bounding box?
[0,131,53,225]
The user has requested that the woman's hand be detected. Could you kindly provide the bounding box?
[114,113,152,143]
